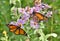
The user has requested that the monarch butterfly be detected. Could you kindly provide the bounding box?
[7,24,27,36]
[32,11,48,22]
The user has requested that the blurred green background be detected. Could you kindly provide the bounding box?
[0,0,60,41]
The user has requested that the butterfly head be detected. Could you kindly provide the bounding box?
[18,23,22,27]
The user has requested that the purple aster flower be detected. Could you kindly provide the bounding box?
[23,12,30,18]
[32,15,39,22]
[22,14,30,21]
[30,8,34,14]
[25,6,33,14]
[18,8,25,14]
[17,15,30,25]
[40,3,51,9]
[9,21,20,26]
[30,20,39,29]
[17,19,26,24]
[25,6,30,11]
[45,11,52,17]
[33,3,52,13]
[26,8,34,14]
[43,4,51,8]
[32,6,40,12]
[32,3,43,12]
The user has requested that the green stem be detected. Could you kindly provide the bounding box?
[50,6,54,41]
[38,29,45,41]
[19,0,21,8]
[5,36,8,41]
[16,0,21,19]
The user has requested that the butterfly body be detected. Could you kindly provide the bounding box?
[7,24,27,36]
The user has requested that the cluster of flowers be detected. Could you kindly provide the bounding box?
[10,2,52,29]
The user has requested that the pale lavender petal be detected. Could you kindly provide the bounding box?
[32,7,40,12]
[40,3,51,9]
[24,13,30,17]
[45,11,52,17]
[30,20,39,29]
[25,6,30,11]
[10,21,16,25]
[25,6,33,14]
[10,21,18,26]
[15,22,24,28]
[18,8,25,14]
[30,8,34,14]
[21,14,30,21]
[44,4,51,8]
[17,19,26,24]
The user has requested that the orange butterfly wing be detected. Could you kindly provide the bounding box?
[14,28,19,35]
[14,28,27,36]
[7,24,27,36]
[33,12,48,21]
[19,29,26,35]
[7,24,17,32]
